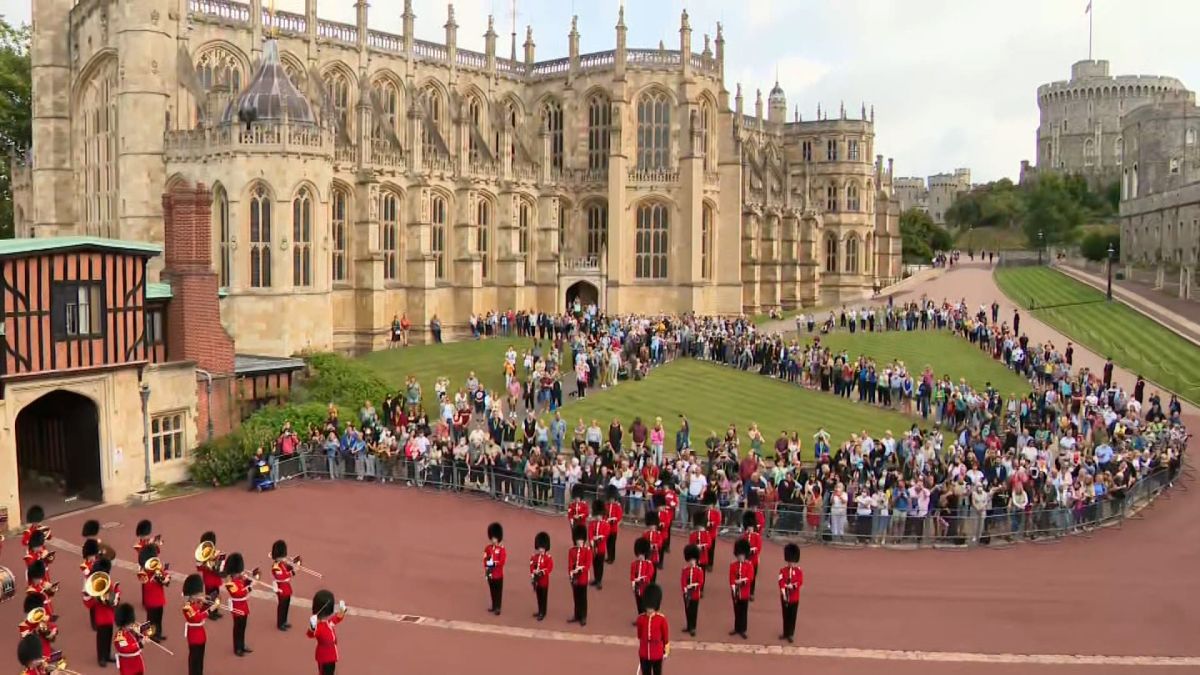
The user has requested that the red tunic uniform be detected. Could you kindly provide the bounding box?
[307,615,344,670]
[705,507,723,543]
[567,546,592,587]
[529,552,553,589]
[182,599,209,645]
[680,564,705,601]
[20,526,46,548]
[566,499,590,529]
[688,529,713,567]
[22,550,52,583]
[605,501,624,533]
[662,490,680,516]
[752,509,766,534]
[83,584,120,627]
[741,530,763,570]
[728,560,754,601]
[137,571,166,610]
[658,505,675,534]
[778,565,803,604]
[630,559,654,597]
[17,619,57,658]
[636,612,670,661]
[586,519,609,557]
[133,538,152,557]
[641,529,663,566]
[271,561,294,598]
[198,563,222,593]
[114,628,146,675]
[225,577,251,617]
[483,543,506,580]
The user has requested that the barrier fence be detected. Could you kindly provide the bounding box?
[262,450,1183,548]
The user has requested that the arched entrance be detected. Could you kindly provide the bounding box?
[565,280,600,314]
[16,390,104,512]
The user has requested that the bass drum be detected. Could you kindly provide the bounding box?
[0,566,15,603]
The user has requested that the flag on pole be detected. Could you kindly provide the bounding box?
[1085,1,1092,13]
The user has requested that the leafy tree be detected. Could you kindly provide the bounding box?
[900,208,952,263]
[1021,172,1087,248]
[945,179,1023,230]
[1080,230,1120,262]
[0,18,31,239]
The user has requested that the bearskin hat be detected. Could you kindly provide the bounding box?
[82,539,100,559]
[272,540,288,559]
[313,590,336,619]
[92,558,113,575]
[81,520,101,538]
[534,532,550,551]
[591,498,606,515]
[571,484,585,500]
[606,485,620,501]
[683,544,701,563]
[571,525,587,544]
[182,574,205,597]
[27,530,45,550]
[784,543,801,564]
[642,584,663,611]
[23,593,45,613]
[487,522,503,542]
[18,634,42,667]
[138,545,160,569]
[199,531,217,545]
[25,506,44,525]
[645,511,659,528]
[733,539,751,559]
[26,561,46,581]
[135,520,153,538]
[223,552,245,576]
[633,537,651,558]
[742,511,758,530]
[114,603,136,627]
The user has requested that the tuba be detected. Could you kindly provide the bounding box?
[85,572,111,599]
[195,541,217,565]
[26,606,48,625]
[144,557,171,586]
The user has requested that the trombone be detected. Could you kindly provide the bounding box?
[246,567,276,592]
[46,652,84,675]
[135,621,176,656]
[279,554,324,579]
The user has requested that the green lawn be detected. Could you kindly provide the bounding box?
[355,337,527,409]
[813,331,1031,395]
[955,226,1029,251]
[994,266,1200,405]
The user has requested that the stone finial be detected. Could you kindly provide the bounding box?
[871,105,875,122]
[617,4,625,28]
[794,105,799,123]
[658,40,665,51]
[861,102,866,119]
[403,0,413,18]
[487,14,495,34]
[716,21,724,41]
[840,101,845,119]
[681,9,690,31]
[525,25,533,43]
[570,15,578,36]
[445,3,457,30]
[703,34,711,55]
[817,102,821,118]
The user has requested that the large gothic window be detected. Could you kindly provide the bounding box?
[380,191,400,281]
[432,194,448,281]
[1084,138,1096,167]
[467,95,484,162]
[331,187,348,282]
[1115,137,1124,166]
[77,58,117,236]
[477,198,492,280]
[371,79,400,144]
[701,203,714,279]
[637,91,671,170]
[701,101,715,170]
[824,234,838,274]
[518,199,532,256]
[635,202,669,279]
[844,235,859,274]
[249,184,273,288]
[586,202,608,258]
[846,184,861,212]
[826,185,839,212]
[324,70,352,137]
[422,85,444,158]
[543,100,564,173]
[292,188,313,287]
[195,47,244,127]
[588,95,611,172]
[214,186,232,288]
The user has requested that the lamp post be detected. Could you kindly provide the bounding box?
[139,382,152,494]
[1037,230,1044,265]
[1106,242,1116,301]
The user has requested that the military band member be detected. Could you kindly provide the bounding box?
[82,519,103,555]
[636,584,670,675]
[307,589,348,675]
[80,539,101,631]
[739,512,763,600]
[749,506,766,535]
[630,538,654,621]
[133,520,159,557]
[604,486,624,565]
[17,633,45,675]
[136,544,168,641]
[566,485,590,533]
[586,501,609,589]
[25,561,56,620]
[23,532,54,584]
[703,491,722,572]
[483,523,506,615]
[18,594,58,659]
[728,539,754,639]
[113,603,147,675]
[778,543,803,643]
[679,544,705,637]
[566,526,592,626]
[688,511,713,574]
[181,574,209,675]
[270,540,295,630]
[196,532,224,621]
[84,558,119,666]
[222,553,253,656]
[657,478,679,555]
[642,512,663,572]
[529,532,553,622]
[20,506,49,548]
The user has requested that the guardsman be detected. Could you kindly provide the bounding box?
[702,491,722,567]
[196,532,224,620]
[18,594,58,659]
[566,485,590,533]
[113,603,147,675]
[270,540,295,631]
[483,523,506,615]
[307,589,348,675]
[688,511,713,573]
[222,553,253,656]
[84,558,119,666]
[82,519,102,554]
[81,539,101,630]
[651,492,675,557]
[17,633,45,675]
[566,526,592,626]
[679,544,704,637]
[586,501,609,589]
[658,478,679,554]
[739,512,763,600]
[728,539,754,639]
[635,584,670,675]
[750,505,766,535]
[23,531,54,584]
[604,486,624,565]
[778,543,803,643]
[529,532,553,622]
[642,512,663,572]
[133,520,158,557]
[20,506,49,548]
[136,544,168,641]
[181,574,209,675]
[25,561,56,620]
[629,538,654,621]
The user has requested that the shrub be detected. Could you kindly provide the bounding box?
[294,352,390,409]
[1080,231,1120,262]
[189,402,328,486]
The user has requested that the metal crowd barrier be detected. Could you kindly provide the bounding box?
[263,450,1183,549]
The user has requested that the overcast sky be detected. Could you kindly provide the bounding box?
[3,0,1197,182]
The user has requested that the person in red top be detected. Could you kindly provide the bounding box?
[133,520,158,558]
[23,531,54,585]
[566,485,590,534]
[136,545,168,642]
[728,539,754,639]
[586,501,609,589]
[18,594,58,659]
[703,491,722,572]
[20,506,49,548]
[483,522,506,615]
[658,479,680,554]
[307,589,347,675]
[652,492,675,556]
[181,574,209,675]
[270,540,296,630]
[642,512,663,572]
[17,633,46,675]
[529,532,553,622]
[679,544,704,637]
[688,511,713,571]
[641,463,660,487]
[629,538,654,620]
[25,561,56,620]
[84,558,119,667]
[604,486,624,565]
[196,532,224,621]
[739,512,763,600]
[635,584,670,675]
[222,553,253,656]
[778,543,803,643]
[566,526,592,626]
[113,603,146,675]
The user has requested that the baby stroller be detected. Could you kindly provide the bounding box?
[251,456,275,492]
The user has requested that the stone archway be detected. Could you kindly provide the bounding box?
[16,390,104,512]
[565,280,600,315]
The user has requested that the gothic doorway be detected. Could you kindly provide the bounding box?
[565,281,600,315]
[16,390,104,516]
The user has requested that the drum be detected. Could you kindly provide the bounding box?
[0,566,15,603]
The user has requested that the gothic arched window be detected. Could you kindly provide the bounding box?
[637,90,671,170]
[249,184,273,288]
[635,202,669,279]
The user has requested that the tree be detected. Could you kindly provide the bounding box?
[900,208,952,263]
[1080,230,1120,262]
[0,18,31,239]
[945,179,1023,230]
[1021,172,1087,248]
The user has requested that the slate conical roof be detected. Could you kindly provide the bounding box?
[224,40,315,125]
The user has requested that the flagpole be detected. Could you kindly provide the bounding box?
[1088,1,1093,60]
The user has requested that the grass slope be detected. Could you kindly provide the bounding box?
[994,266,1200,405]
[355,338,516,409]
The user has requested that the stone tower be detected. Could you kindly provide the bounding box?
[30,0,74,237]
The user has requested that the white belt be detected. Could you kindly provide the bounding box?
[118,651,143,659]
[185,623,204,628]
